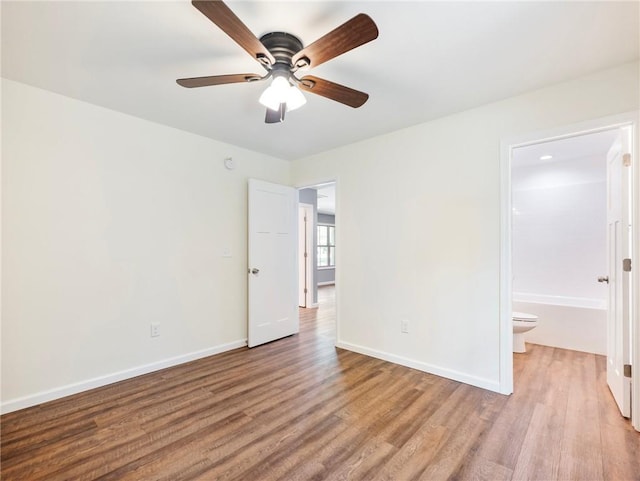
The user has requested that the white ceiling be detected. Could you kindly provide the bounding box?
[2,1,638,161]
[512,129,620,167]
[512,129,619,191]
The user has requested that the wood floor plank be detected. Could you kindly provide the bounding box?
[511,402,562,481]
[452,456,513,481]
[474,344,554,471]
[322,434,397,480]
[375,423,449,481]
[510,348,572,480]
[557,352,606,481]
[417,413,488,480]
[2,286,639,481]
[229,418,354,481]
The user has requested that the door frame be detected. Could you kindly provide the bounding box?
[298,203,314,308]
[296,178,339,343]
[499,111,639,431]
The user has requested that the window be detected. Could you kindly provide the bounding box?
[317,225,335,267]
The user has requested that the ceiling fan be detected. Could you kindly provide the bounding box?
[177,0,379,123]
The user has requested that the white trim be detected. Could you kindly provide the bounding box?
[632,111,640,432]
[1,339,247,414]
[500,111,640,430]
[513,292,606,310]
[318,281,335,286]
[336,341,501,393]
[333,178,340,346]
[298,202,314,308]
[499,138,514,394]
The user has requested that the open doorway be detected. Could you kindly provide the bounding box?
[500,113,639,431]
[297,182,336,338]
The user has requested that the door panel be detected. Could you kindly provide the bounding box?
[248,179,298,348]
[606,128,632,418]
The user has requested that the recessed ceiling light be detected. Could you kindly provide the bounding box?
[540,155,553,160]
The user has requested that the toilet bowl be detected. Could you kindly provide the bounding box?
[513,311,538,353]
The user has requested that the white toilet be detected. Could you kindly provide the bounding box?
[513,311,538,353]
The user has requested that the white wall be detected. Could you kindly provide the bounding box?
[1,79,290,412]
[291,62,639,391]
[512,169,607,304]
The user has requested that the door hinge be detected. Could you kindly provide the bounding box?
[624,364,631,378]
[623,258,631,272]
[623,153,631,167]
[304,288,307,294]
[304,252,307,258]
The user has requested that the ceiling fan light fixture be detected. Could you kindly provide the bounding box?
[179,2,378,123]
[259,76,289,111]
[259,75,306,112]
[285,85,307,112]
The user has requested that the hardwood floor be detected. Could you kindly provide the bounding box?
[2,285,639,480]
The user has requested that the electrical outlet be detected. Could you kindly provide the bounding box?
[401,320,409,333]
[150,323,160,337]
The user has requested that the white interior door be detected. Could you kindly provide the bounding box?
[605,127,632,418]
[248,179,298,348]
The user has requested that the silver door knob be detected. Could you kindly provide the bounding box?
[250,268,260,275]
[597,276,609,283]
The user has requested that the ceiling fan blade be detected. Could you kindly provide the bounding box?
[177,73,263,88]
[291,14,378,70]
[192,0,275,67]
[298,76,369,108]
[265,104,286,124]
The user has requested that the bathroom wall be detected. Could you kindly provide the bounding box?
[512,153,608,354]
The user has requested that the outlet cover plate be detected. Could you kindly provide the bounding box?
[151,323,160,337]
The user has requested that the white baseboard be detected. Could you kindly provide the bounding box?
[335,340,501,394]
[1,339,247,414]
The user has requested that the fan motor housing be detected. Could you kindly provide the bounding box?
[259,32,303,67]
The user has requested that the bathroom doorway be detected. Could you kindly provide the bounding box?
[500,112,639,431]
